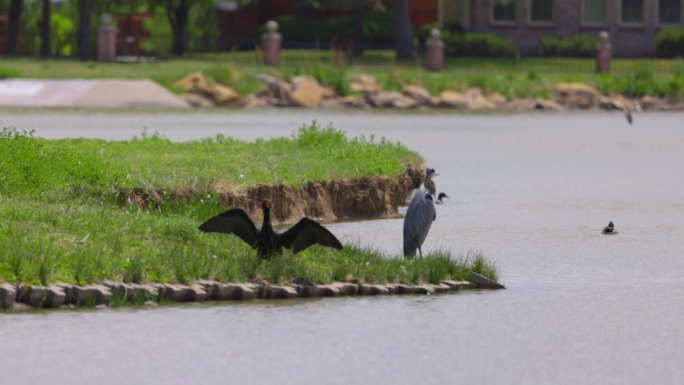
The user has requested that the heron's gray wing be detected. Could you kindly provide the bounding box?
[198,209,259,248]
[403,190,436,255]
[279,217,344,254]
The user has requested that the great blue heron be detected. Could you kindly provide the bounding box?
[436,192,449,204]
[602,221,618,234]
[403,168,438,258]
[199,200,343,259]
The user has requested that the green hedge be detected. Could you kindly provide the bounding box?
[252,10,393,46]
[538,35,598,57]
[656,27,684,57]
[417,24,519,58]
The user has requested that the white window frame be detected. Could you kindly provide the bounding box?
[618,0,646,26]
[656,0,684,25]
[490,0,518,26]
[580,0,608,26]
[527,0,555,26]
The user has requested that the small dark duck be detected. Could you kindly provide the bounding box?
[601,221,618,235]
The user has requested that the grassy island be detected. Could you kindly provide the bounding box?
[0,123,498,289]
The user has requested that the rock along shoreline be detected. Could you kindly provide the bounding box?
[178,72,684,113]
[0,273,505,312]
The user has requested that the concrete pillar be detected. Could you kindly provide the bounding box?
[97,13,116,62]
[261,20,282,66]
[596,30,612,73]
[424,28,445,71]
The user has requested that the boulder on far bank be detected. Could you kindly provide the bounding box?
[403,84,432,105]
[350,74,381,94]
[553,82,602,109]
[366,91,417,108]
[289,76,329,107]
[174,71,208,91]
[172,70,682,113]
[438,90,469,108]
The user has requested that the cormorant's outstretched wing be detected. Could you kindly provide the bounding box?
[279,217,343,254]
[198,209,259,248]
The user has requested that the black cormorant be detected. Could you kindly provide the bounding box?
[199,200,343,259]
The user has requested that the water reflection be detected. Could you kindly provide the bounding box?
[1,110,684,384]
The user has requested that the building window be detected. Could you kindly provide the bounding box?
[529,0,553,23]
[621,0,644,23]
[659,0,682,23]
[493,0,517,23]
[582,0,607,24]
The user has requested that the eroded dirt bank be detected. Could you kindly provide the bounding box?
[120,167,424,224]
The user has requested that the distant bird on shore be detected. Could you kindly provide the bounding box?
[623,107,633,125]
[199,200,343,259]
[436,192,449,204]
[601,98,635,125]
[403,168,438,258]
[602,221,618,234]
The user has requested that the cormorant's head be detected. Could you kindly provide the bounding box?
[437,192,449,202]
[608,221,614,228]
[262,200,273,210]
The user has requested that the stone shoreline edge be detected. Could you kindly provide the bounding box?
[0,272,505,312]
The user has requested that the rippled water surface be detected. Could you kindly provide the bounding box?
[1,110,683,385]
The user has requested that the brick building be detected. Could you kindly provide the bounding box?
[441,0,684,56]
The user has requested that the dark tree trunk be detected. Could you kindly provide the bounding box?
[352,7,365,57]
[166,0,190,56]
[7,0,23,55]
[77,0,94,60]
[40,0,51,57]
[392,0,414,60]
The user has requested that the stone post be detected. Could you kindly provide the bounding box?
[425,28,445,72]
[261,20,282,66]
[596,30,612,74]
[97,13,116,62]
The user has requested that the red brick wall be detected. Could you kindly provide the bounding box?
[117,13,152,56]
[216,0,440,50]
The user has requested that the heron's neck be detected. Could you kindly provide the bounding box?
[262,207,273,232]
[424,178,436,195]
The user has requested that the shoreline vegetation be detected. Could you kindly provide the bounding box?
[0,122,502,311]
[2,53,684,112]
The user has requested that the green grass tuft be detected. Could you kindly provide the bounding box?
[1,122,420,201]
[0,197,498,286]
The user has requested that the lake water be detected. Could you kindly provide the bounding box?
[1,110,683,385]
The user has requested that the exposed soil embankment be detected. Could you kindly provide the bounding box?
[120,167,424,224]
